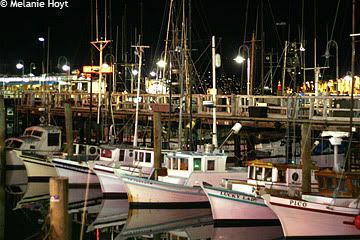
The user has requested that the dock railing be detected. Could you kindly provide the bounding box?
[16,91,360,122]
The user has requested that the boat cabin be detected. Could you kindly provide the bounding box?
[100,145,134,163]
[245,160,317,189]
[5,125,62,153]
[315,169,360,198]
[161,149,227,181]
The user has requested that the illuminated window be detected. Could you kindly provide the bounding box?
[180,158,188,170]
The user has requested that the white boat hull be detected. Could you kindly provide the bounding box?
[52,158,99,185]
[22,155,57,180]
[121,175,208,206]
[263,194,360,238]
[92,162,128,196]
[202,184,278,223]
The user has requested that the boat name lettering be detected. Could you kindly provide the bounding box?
[220,191,256,201]
[289,199,307,208]
[130,178,152,185]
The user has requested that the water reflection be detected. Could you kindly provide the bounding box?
[5,170,284,240]
[119,208,213,239]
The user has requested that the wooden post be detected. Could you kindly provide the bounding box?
[153,111,162,179]
[49,177,69,240]
[301,123,312,193]
[64,102,73,157]
[0,96,6,240]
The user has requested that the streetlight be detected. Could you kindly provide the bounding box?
[57,56,70,91]
[38,37,46,75]
[103,53,116,92]
[16,60,25,77]
[323,40,339,81]
[234,45,250,96]
[29,62,36,76]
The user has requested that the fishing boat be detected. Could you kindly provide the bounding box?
[201,160,318,225]
[118,142,247,207]
[6,125,63,181]
[6,125,98,183]
[262,169,360,238]
[262,131,360,238]
[92,146,161,197]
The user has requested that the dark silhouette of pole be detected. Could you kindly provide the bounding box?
[0,96,6,240]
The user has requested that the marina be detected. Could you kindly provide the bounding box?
[2,0,360,239]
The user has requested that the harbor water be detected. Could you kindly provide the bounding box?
[4,175,285,240]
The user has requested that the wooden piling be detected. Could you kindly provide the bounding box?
[64,102,73,157]
[49,177,69,240]
[153,112,162,178]
[0,96,6,240]
[301,123,312,193]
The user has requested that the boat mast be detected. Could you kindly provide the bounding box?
[211,36,218,148]
[132,43,149,147]
[348,0,356,170]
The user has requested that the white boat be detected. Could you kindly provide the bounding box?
[92,146,159,197]
[6,125,98,183]
[5,125,63,180]
[263,169,360,238]
[118,146,247,207]
[201,160,318,224]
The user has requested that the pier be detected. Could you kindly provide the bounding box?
[6,90,360,131]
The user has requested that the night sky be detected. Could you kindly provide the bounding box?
[0,0,358,81]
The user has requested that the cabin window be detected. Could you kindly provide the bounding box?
[353,179,360,190]
[139,152,144,162]
[264,168,272,181]
[207,160,215,171]
[145,153,152,163]
[256,167,262,180]
[194,158,202,171]
[318,177,325,190]
[326,177,335,191]
[129,151,133,158]
[249,166,255,179]
[7,140,22,148]
[47,133,60,146]
[24,130,32,135]
[32,130,43,137]
[119,150,125,161]
[135,152,138,161]
[172,158,179,170]
[278,170,286,183]
[30,145,35,149]
[336,178,348,193]
[180,158,188,170]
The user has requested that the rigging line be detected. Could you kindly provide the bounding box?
[329,0,341,42]
[301,0,304,43]
[243,0,249,44]
[152,0,168,66]
[266,0,282,48]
